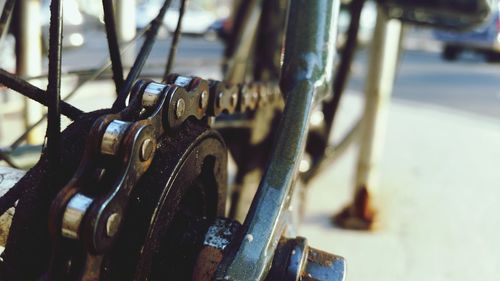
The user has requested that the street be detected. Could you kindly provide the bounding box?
[61,29,500,119]
[349,46,500,119]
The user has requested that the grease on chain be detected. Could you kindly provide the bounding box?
[48,75,283,279]
[161,74,283,129]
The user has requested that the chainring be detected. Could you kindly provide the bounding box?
[0,113,226,281]
[100,119,227,281]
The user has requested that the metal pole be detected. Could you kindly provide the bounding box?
[18,0,43,144]
[334,6,402,230]
[115,0,136,67]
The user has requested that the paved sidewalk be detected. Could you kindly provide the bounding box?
[300,92,500,281]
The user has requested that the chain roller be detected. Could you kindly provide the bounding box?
[46,75,283,279]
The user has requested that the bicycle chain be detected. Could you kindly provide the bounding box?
[46,75,283,280]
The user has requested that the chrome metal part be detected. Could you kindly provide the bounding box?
[100,120,132,156]
[174,75,193,87]
[142,82,167,108]
[61,193,93,239]
[200,90,209,109]
[230,92,238,108]
[89,123,156,253]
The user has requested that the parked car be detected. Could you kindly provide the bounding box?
[137,0,216,35]
[434,1,500,62]
[205,18,232,41]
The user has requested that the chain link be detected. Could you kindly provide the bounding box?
[46,76,283,279]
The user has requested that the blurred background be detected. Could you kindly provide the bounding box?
[0,0,499,280]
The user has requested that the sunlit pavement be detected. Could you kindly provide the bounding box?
[301,92,500,281]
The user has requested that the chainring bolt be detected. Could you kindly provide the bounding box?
[176,98,186,119]
[140,138,154,161]
[200,90,209,109]
[106,213,121,237]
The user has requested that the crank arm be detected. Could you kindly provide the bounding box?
[215,0,342,280]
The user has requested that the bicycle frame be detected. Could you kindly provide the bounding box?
[0,0,343,279]
[216,0,341,279]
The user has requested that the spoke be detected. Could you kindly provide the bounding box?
[163,0,187,79]
[322,0,363,143]
[324,0,365,128]
[102,0,124,96]
[0,68,83,119]
[6,26,150,151]
[0,0,15,44]
[46,0,63,186]
[6,27,149,151]
[112,0,173,111]
[305,0,364,181]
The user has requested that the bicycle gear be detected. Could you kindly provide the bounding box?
[0,75,282,280]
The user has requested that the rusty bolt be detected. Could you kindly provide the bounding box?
[200,91,209,110]
[140,138,154,161]
[175,98,186,119]
[106,213,121,237]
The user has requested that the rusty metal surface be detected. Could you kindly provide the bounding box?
[333,8,402,230]
[193,218,241,281]
[302,247,346,281]
[266,237,346,281]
